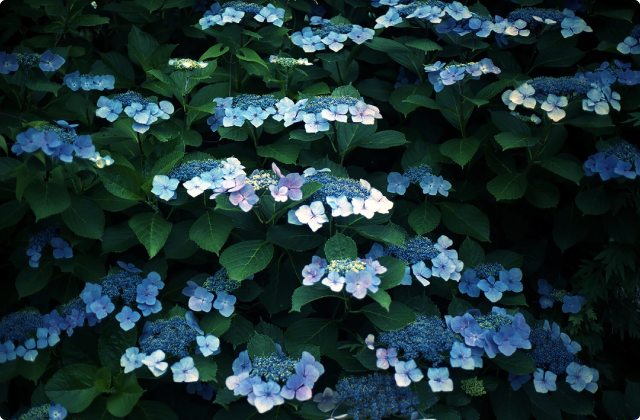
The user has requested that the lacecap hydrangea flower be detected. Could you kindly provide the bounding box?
[287,168,392,231]
[24,226,73,268]
[182,268,246,317]
[13,403,68,420]
[425,58,501,92]
[1,50,65,74]
[529,320,581,375]
[207,93,382,134]
[151,156,250,207]
[368,235,463,286]
[387,164,452,197]
[459,263,523,302]
[292,16,374,53]
[168,58,208,70]
[225,348,324,413]
[199,2,285,29]
[11,121,108,165]
[301,254,386,298]
[95,91,174,133]
[583,140,640,181]
[62,70,114,91]
[617,25,640,54]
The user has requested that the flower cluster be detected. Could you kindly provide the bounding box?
[502,76,622,121]
[301,255,386,298]
[375,2,591,44]
[25,226,72,268]
[617,25,640,54]
[335,373,420,420]
[268,55,313,67]
[168,58,208,70]
[425,58,501,92]
[538,279,585,313]
[0,50,65,74]
[208,94,382,134]
[447,307,531,358]
[292,17,374,53]
[288,168,393,231]
[121,344,202,383]
[12,121,107,164]
[152,156,248,206]
[183,274,238,317]
[370,235,463,286]
[199,2,285,29]
[14,403,68,420]
[387,164,452,197]
[459,263,523,302]
[62,71,115,91]
[95,91,174,133]
[137,312,202,360]
[583,140,640,181]
[226,349,324,413]
[576,60,640,88]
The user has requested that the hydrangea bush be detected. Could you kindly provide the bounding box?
[0,0,639,419]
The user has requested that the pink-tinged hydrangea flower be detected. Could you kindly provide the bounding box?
[302,263,325,286]
[345,268,381,299]
[253,380,285,413]
[322,271,345,292]
[376,347,399,369]
[313,387,340,412]
[229,184,259,212]
[295,201,329,232]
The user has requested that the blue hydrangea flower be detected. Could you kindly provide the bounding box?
[196,334,220,357]
[142,349,169,377]
[508,373,531,390]
[509,84,536,109]
[254,4,285,27]
[115,306,141,331]
[189,286,215,312]
[95,97,123,122]
[565,362,593,392]
[420,174,452,196]
[459,269,481,298]
[151,175,180,201]
[39,50,65,71]
[295,201,328,232]
[387,172,410,195]
[36,327,59,349]
[541,94,568,121]
[73,135,96,159]
[533,369,557,393]
[375,347,398,370]
[394,359,423,387]
[121,347,146,373]
[16,338,38,362]
[492,325,523,356]
[445,2,471,20]
[375,10,402,28]
[617,36,640,54]
[213,291,236,317]
[90,295,115,320]
[477,276,508,302]
[253,380,284,413]
[172,356,199,382]
[50,238,72,259]
[136,281,159,306]
[499,268,523,293]
[562,295,583,313]
[561,16,587,38]
[322,271,346,292]
[0,341,16,363]
[49,403,68,420]
[427,367,453,392]
[449,342,475,370]
[0,51,19,74]
[411,261,432,286]
[345,268,381,299]
[281,374,313,401]
[348,25,374,44]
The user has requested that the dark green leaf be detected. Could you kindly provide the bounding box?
[220,240,274,281]
[362,301,415,331]
[24,182,71,220]
[129,213,173,259]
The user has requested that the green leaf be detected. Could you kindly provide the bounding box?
[490,111,531,135]
[24,181,71,220]
[377,256,407,290]
[128,213,173,259]
[222,315,254,346]
[200,311,232,337]
[336,123,377,154]
[490,383,531,420]
[0,200,29,229]
[102,222,138,254]
[192,354,217,381]
[440,203,491,242]
[575,187,611,215]
[487,173,528,200]
[199,44,229,61]
[532,47,585,70]
[525,179,560,209]
[324,233,358,261]
[16,259,53,298]
[492,351,537,374]
[404,94,449,111]
[494,132,537,150]
[409,200,441,235]
[257,140,302,164]
[163,220,198,259]
[284,318,338,355]
[602,390,632,420]
[539,157,583,184]
[440,137,480,167]
[98,320,137,372]
[127,26,159,71]
[369,289,392,311]
[107,373,144,418]
[45,365,101,413]
[220,240,274,281]
[99,165,145,201]
[362,301,415,331]
[459,237,484,268]
[448,296,474,316]
[553,207,588,252]
[129,401,179,420]
[523,384,562,420]
[94,367,111,393]
[354,225,405,246]
[71,15,110,27]
[247,333,278,359]
[406,38,442,52]
[189,211,233,255]
[267,225,323,251]
[291,285,339,312]
[551,382,595,415]
[236,47,268,69]
[356,130,408,149]
[62,195,106,239]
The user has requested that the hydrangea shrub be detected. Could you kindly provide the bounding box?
[0,0,639,419]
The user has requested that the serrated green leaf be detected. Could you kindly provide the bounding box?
[189,211,233,255]
[540,157,583,184]
[575,187,610,215]
[525,179,560,209]
[128,213,173,259]
[16,259,53,298]
[24,181,71,220]
[487,173,528,200]
[492,351,537,374]
[291,285,339,312]
[62,195,105,239]
[408,200,441,235]
[45,365,101,413]
[440,137,480,166]
[266,225,323,251]
[362,301,415,331]
[247,333,278,359]
[107,373,144,418]
[324,233,358,261]
[220,240,274,281]
[354,224,405,246]
[459,237,484,268]
[440,203,490,242]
